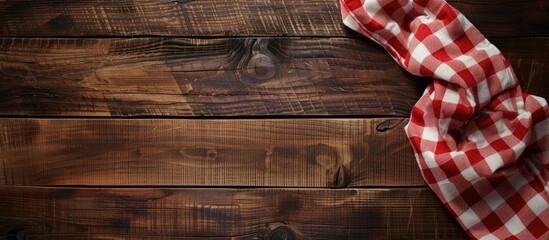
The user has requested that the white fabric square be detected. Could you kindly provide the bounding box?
[511,141,526,159]
[421,127,439,141]
[433,27,452,46]
[515,95,526,114]
[535,118,549,138]
[458,208,481,229]
[485,190,505,211]
[456,13,474,31]
[449,151,464,158]
[504,215,526,235]
[385,21,401,36]
[439,179,460,201]
[412,42,430,64]
[417,10,434,24]
[442,88,460,104]
[508,173,528,191]
[494,119,512,138]
[438,118,452,137]
[422,151,438,168]
[434,63,456,81]
[467,130,488,148]
[475,38,491,49]
[476,80,490,105]
[527,194,548,215]
[495,68,516,91]
[461,166,480,182]
[455,54,478,68]
[499,98,516,112]
[465,88,478,109]
[363,0,382,17]
[484,153,504,173]
[477,40,499,58]
[479,234,499,240]
[343,15,359,31]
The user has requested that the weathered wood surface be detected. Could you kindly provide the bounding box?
[1,37,546,117]
[498,39,549,99]
[0,0,546,37]
[0,118,421,187]
[0,37,423,117]
[0,1,544,238]
[0,186,468,239]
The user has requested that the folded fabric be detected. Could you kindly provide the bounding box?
[339,0,549,239]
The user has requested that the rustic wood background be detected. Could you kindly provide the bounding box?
[0,0,547,239]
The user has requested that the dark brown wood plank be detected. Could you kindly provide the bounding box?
[0,0,546,37]
[0,37,423,117]
[496,38,549,99]
[0,118,422,187]
[1,37,546,117]
[0,186,468,239]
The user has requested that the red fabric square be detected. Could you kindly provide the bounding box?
[527,217,549,238]
[465,148,483,165]
[415,24,433,41]
[506,193,527,213]
[461,186,482,206]
[512,122,529,139]
[433,48,452,62]
[482,212,504,232]
[457,69,477,87]
[344,0,363,10]
[440,159,461,178]
[478,58,496,79]
[419,64,435,77]
[381,0,402,16]
[455,33,475,54]
[452,103,474,122]
[413,0,429,8]
[490,139,511,153]
[437,5,458,25]
[411,107,425,125]
[365,19,385,32]
[387,37,408,57]
[422,169,437,184]
[401,14,414,32]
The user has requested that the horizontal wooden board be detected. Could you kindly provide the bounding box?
[0,0,546,37]
[0,37,546,117]
[0,37,423,117]
[497,38,549,99]
[0,118,423,187]
[0,186,468,239]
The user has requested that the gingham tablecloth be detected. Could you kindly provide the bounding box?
[339,0,549,239]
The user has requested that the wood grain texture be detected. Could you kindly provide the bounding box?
[0,118,421,187]
[0,0,546,37]
[496,38,549,99]
[1,37,546,117]
[0,186,468,239]
[0,37,424,117]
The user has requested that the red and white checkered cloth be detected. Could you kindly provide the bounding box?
[340,0,549,239]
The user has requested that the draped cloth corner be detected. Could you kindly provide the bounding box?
[339,0,549,239]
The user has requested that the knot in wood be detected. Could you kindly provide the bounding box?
[264,225,294,240]
[376,119,405,132]
[207,150,218,161]
[246,54,275,81]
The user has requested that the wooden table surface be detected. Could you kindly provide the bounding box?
[0,0,547,239]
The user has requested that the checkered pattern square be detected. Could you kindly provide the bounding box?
[340,0,549,239]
